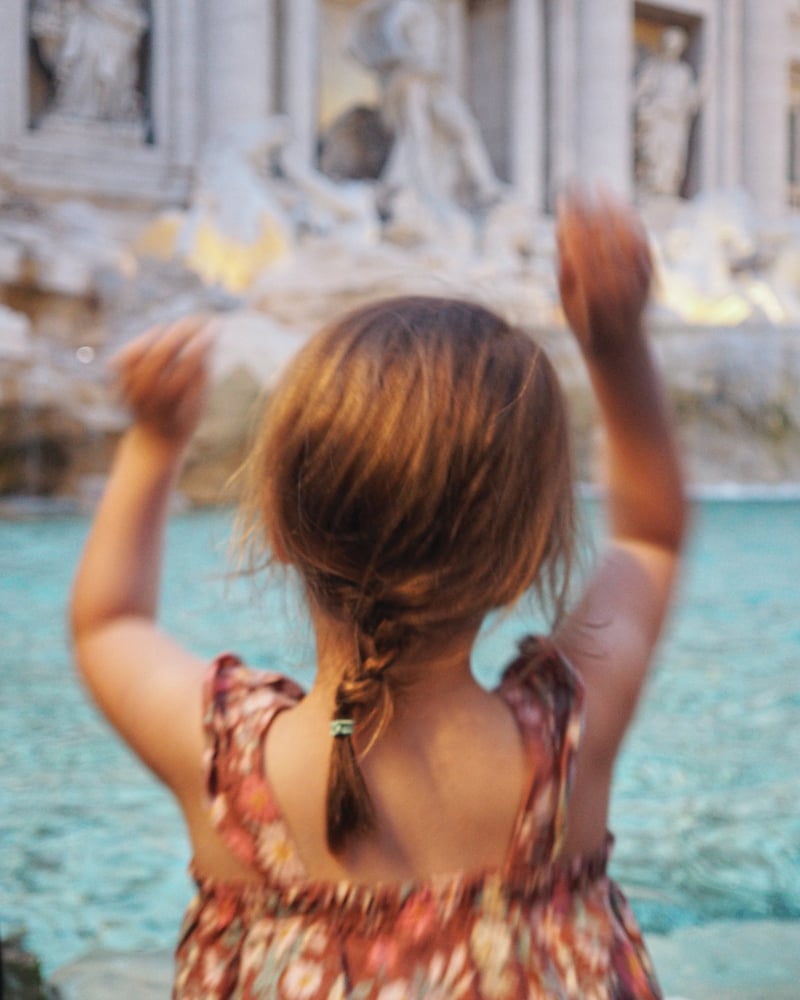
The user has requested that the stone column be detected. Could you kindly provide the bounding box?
[204,0,277,139]
[693,9,721,195]
[575,0,632,196]
[163,0,200,167]
[717,0,744,190]
[0,1,27,141]
[443,0,468,96]
[283,0,321,165]
[548,0,578,205]
[510,0,545,208]
[742,0,789,218]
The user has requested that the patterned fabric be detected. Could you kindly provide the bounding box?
[174,638,663,999]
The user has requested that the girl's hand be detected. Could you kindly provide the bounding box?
[556,189,653,359]
[111,316,215,452]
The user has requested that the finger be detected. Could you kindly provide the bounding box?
[118,317,213,400]
[111,322,190,401]
[153,327,215,402]
[124,336,212,421]
[135,316,210,376]
[119,315,211,371]
[109,323,168,375]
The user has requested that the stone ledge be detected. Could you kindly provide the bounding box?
[42,919,800,999]
[648,919,800,999]
[48,951,172,1000]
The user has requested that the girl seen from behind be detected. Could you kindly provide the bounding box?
[71,191,686,998]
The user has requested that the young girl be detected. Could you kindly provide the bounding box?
[71,191,686,999]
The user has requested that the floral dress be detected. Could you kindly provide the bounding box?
[174,638,663,999]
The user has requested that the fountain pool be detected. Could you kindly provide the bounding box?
[1,500,798,981]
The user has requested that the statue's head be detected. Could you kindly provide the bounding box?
[661,26,689,58]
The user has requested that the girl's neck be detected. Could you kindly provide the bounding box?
[308,605,483,711]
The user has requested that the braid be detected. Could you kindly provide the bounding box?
[325,608,406,854]
[238,295,578,852]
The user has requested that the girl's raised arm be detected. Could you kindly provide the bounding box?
[553,191,688,849]
[70,317,214,795]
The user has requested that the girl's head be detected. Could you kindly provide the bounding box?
[238,295,575,850]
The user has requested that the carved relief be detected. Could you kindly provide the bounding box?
[349,0,502,217]
[633,26,703,198]
[30,0,149,126]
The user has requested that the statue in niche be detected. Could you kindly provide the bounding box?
[349,0,502,228]
[31,0,149,124]
[634,26,703,198]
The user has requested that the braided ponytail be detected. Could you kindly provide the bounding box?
[325,612,405,854]
[237,295,578,852]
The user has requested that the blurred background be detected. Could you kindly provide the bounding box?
[2,2,799,998]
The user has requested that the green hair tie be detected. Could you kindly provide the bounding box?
[330,718,355,738]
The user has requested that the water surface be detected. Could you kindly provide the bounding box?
[1,501,798,973]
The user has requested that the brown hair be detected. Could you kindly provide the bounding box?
[237,295,576,852]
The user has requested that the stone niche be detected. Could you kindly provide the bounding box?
[633,2,705,200]
[0,1,199,206]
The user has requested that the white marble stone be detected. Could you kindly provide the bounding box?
[634,27,702,198]
[649,919,800,999]
[742,0,790,218]
[284,0,321,166]
[0,0,199,205]
[509,0,545,207]
[548,0,577,204]
[51,921,800,1000]
[0,305,32,361]
[203,0,277,137]
[576,0,633,194]
[349,0,502,242]
[717,0,744,190]
[442,0,468,95]
[0,2,798,255]
[31,0,149,125]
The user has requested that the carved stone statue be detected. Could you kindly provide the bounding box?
[31,0,148,124]
[171,117,374,292]
[349,0,501,222]
[634,27,702,198]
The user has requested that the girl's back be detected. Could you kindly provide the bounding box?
[175,642,661,999]
[71,194,684,997]
[262,642,529,884]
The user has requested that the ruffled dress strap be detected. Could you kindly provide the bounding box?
[497,635,585,874]
[201,654,305,872]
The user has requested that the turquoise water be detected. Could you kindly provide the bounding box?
[1,502,799,974]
